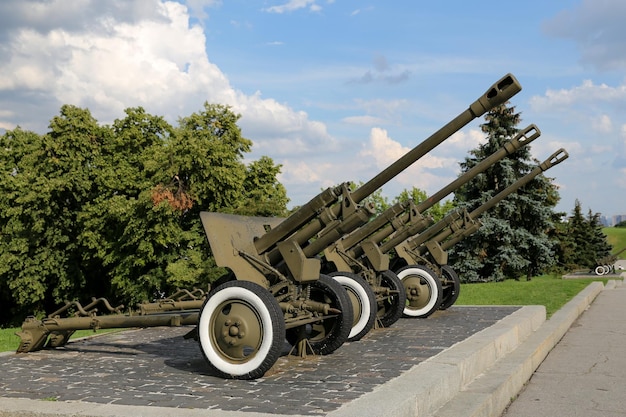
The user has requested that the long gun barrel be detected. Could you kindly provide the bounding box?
[334,124,541,265]
[253,74,522,259]
[402,148,569,261]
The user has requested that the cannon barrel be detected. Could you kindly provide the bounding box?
[341,124,540,259]
[408,148,569,256]
[253,73,522,257]
[350,74,521,203]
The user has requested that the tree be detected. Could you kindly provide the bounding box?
[449,103,560,282]
[0,103,289,325]
[234,156,289,217]
[98,103,289,305]
[554,200,611,270]
[586,209,612,265]
[392,187,455,223]
[0,106,113,321]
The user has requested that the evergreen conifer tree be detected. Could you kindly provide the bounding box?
[449,103,560,281]
[555,200,612,271]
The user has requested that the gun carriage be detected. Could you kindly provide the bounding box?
[321,125,542,334]
[389,148,569,313]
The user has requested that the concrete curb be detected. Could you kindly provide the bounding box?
[327,305,546,417]
[431,280,607,417]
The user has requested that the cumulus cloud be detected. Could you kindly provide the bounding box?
[357,127,458,192]
[529,80,626,113]
[445,129,486,151]
[0,1,230,130]
[0,0,333,165]
[529,79,626,172]
[592,114,613,133]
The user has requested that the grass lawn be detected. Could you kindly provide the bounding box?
[456,274,609,317]
[603,227,626,257]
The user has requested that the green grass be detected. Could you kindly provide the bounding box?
[456,274,609,317]
[603,227,626,258]
[0,328,121,353]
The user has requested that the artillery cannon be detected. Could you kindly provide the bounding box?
[321,125,541,336]
[389,148,569,312]
[16,74,522,380]
[593,246,626,275]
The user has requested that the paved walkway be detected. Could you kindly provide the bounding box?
[502,280,626,417]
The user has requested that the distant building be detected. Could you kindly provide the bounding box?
[601,214,626,226]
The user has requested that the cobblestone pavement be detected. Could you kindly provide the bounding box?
[0,306,518,415]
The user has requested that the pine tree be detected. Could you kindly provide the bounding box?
[555,200,612,271]
[449,103,560,282]
[586,209,612,266]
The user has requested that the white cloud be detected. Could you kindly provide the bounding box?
[592,114,612,133]
[185,0,221,21]
[263,0,319,14]
[527,79,626,169]
[446,129,486,150]
[357,127,458,193]
[0,0,334,169]
[530,80,626,111]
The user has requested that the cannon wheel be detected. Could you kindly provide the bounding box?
[197,280,285,380]
[376,270,407,328]
[439,265,461,310]
[329,271,377,341]
[285,274,353,355]
[396,264,443,318]
[594,265,606,275]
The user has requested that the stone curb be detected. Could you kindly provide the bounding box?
[430,280,607,417]
[326,305,546,417]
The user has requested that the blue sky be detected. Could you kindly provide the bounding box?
[1,0,625,221]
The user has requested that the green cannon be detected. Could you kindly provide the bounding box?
[321,125,541,334]
[16,74,522,380]
[195,73,521,379]
[388,148,569,313]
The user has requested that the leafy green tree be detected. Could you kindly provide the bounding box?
[0,127,50,321]
[0,103,288,325]
[0,106,112,321]
[101,103,288,305]
[234,156,289,217]
[449,103,560,282]
[392,187,455,222]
